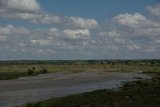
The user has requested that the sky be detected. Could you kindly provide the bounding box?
[0,0,160,60]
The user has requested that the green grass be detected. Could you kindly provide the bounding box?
[18,73,160,107]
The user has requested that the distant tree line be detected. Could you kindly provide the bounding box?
[0,59,160,66]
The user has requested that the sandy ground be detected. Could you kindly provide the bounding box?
[0,71,151,107]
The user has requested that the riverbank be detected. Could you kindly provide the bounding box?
[0,72,150,107]
[19,72,160,107]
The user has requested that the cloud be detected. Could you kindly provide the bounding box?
[98,9,160,55]
[147,3,160,17]
[69,17,98,29]
[0,0,98,29]
[0,25,12,35]
[0,0,61,25]
[112,12,160,37]
[0,35,7,42]
[0,0,40,13]
[113,13,146,28]
[48,28,61,37]
[0,25,31,37]
[127,43,140,50]
[0,25,105,59]
[48,28,91,40]
[63,29,91,40]
[99,30,120,37]
[0,25,92,53]
[107,45,119,50]
[155,38,160,43]
[30,39,52,46]
[0,1,160,59]
[135,27,160,36]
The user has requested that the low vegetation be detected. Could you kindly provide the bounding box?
[19,72,160,107]
[0,67,49,80]
[0,60,160,80]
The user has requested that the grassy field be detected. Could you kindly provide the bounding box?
[18,72,160,107]
[0,60,160,80]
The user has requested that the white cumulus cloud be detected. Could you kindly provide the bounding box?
[0,0,61,25]
[113,13,146,28]
[0,0,98,29]
[0,0,40,13]
[147,3,160,17]
[63,29,91,40]
[69,17,98,29]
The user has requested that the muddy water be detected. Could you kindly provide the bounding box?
[0,72,151,107]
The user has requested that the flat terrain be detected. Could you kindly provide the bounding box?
[0,72,150,107]
[0,60,160,80]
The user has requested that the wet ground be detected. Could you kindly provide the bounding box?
[0,71,151,107]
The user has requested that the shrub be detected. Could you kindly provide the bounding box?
[41,68,48,73]
[26,102,32,107]
[35,102,44,107]
[27,69,34,75]
[32,67,36,71]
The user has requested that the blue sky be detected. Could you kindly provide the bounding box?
[0,0,160,60]
[40,0,156,19]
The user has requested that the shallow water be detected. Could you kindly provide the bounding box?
[0,72,151,107]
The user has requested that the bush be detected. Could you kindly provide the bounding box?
[35,102,44,107]
[41,68,48,73]
[26,102,32,107]
[27,69,34,75]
